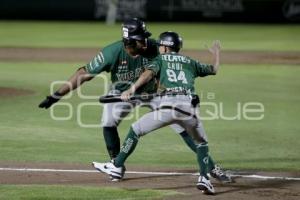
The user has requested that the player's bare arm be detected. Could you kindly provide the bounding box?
[56,67,93,96]
[121,69,155,101]
[208,40,221,74]
[38,67,93,109]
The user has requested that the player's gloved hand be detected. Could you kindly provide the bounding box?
[39,92,62,109]
[121,89,133,101]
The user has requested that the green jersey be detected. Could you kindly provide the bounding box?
[146,52,215,94]
[85,39,158,93]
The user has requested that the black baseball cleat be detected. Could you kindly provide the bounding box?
[209,164,232,183]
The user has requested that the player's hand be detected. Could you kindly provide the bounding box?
[38,93,61,109]
[121,89,133,101]
[207,40,221,56]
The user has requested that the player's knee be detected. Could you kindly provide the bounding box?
[101,118,119,127]
[131,123,144,137]
[170,124,185,134]
[179,131,190,137]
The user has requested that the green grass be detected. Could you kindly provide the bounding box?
[0,21,299,51]
[0,185,177,200]
[0,62,299,171]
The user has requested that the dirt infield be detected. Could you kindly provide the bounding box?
[0,162,299,200]
[1,47,300,65]
[0,87,35,97]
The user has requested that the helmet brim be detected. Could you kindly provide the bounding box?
[127,31,152,40]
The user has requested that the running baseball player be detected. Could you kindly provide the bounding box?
[92,32,225,194]
[38,18,157,165]
[38,18,228,182]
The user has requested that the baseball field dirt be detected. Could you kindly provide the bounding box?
[0,87,35,97]
[0,162,299,200]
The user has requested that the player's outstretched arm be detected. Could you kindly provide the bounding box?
[208,40,221,74]
[121,69,155,101]
[39,67,94,109]
[55,67,94,96]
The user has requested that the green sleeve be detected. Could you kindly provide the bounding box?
[85,42,121,74]
[194,60,215,77]
[144,56,161,76]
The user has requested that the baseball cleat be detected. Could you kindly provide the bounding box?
[209,164,232,183]
[92,161,125,181]
[197,176,215,195]
[109,166,126,182]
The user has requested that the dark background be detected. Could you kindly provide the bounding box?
[0,0,299,23]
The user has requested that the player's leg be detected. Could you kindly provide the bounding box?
[185,120,216,170]
[148,98,199,153]
[94,101,135,181]
[101,101,135,159]
[113,109,174,168]
[190,119,231,183]
[184,122,210,176]
[93,109,175,180]
[170,124,197,153]
[157,97,211,187]
[172,108,231,183]
[170,124,218,171]
[177,118,214,194]
[149,95,198,153]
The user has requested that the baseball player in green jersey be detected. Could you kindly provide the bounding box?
[38,18,158,169]
[92,31,227,194]
[38,18,226,181]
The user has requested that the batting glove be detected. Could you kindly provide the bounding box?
[39,91,62,109]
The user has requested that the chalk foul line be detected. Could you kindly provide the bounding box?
[0,167,299,181]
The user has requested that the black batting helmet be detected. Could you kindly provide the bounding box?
[122,18,151,41]
[157,31,183,52]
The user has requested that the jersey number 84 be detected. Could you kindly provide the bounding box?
[167,69,188,84]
